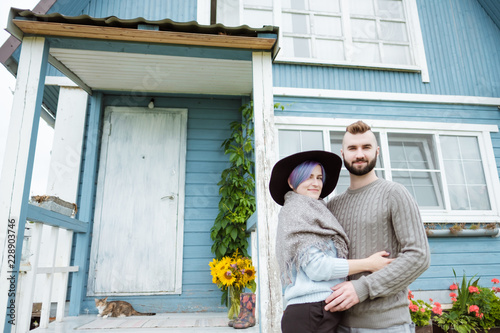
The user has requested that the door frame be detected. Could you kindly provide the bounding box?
[87,106,188,296]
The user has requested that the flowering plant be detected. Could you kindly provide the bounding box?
[433,270,500,333]
[408,290,442,326]
[209,251,257,291]
[209,251,257,319]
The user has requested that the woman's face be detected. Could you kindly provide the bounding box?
[292,164,323,200]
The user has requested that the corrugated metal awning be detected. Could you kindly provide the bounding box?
[8,8,278,51]
[5,8,279,96]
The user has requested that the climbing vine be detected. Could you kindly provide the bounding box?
[211,102,256,260]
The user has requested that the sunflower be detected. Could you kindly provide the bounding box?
[219,269,236,286]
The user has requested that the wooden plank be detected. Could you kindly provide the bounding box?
[68,92,103,316]
[252,51,282,333]
[26,205,87,233]
[13,20,276,50]
[0,37,49,333]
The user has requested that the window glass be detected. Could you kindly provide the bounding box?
[278,130,323,159]
[440,135,490,210]
[283,13,309,34]
[351,0,375,15]
[282,37,311,58]
[352,42,381,63]
[351,19,378,39]
[377,0,405,19]
[388,133,443,208]
[316,39,345,61]
[380,21,408,42]
[314,15,342,37]
[382,44,411,65]
[310,0,340,12]
[242,9,273,28]
[244,0,271,6]
[282,0,306,10]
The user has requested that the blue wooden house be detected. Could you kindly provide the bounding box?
[0,0,499,332]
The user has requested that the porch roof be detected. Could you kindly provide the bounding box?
[4,8,279,96]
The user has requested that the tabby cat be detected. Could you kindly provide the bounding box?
[95,297,156,318]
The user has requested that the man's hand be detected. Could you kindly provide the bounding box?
[324,281,360,312]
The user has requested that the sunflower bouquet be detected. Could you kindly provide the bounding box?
[209,251,257,319]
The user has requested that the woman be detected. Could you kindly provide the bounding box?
[269,150,393,333]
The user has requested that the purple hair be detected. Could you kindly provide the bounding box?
[288,161,325,190]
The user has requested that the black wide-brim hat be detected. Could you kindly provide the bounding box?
[269,150,342,206]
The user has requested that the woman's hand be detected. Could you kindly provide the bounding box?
[366,251,394,272]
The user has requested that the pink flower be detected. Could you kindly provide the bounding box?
[450,283,458,290]
[432,306,443,315]
[492,278,500,284]
[408,290,414,299]
[469,286,480,294]
[429,298,433,302]
[449,292,457,298]
[409,304,419,312]
[469,305,480,313]
[451,297,457,302]
[493,287,500,293]
[434,302,441,307]
[420,308,425,313]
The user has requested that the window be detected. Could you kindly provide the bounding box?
[216,0,427,76]
[276,117,500,222]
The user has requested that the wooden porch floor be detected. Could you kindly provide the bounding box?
[31,313,260,332]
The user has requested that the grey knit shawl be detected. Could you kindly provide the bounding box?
[276,191,350,284]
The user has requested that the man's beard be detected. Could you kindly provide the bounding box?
[344,154,377,176]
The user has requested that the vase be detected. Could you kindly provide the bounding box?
[228,286,242,321]
[416,321,433,333]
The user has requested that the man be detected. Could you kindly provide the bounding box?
[325,120,430,332]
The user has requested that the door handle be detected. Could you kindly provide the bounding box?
[161,195,175,200]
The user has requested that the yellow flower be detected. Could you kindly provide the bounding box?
[219,269,236,286]
[208,252,257,290]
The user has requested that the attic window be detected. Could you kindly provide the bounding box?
[215,0,429,81]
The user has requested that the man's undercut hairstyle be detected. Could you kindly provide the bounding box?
[346,120,371,134]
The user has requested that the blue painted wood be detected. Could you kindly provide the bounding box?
[68,92,103,316]
[3,39,49,333]
[273,0,500,98]
[26,204,87,233]
[48,38,253,61]
[83,0,197,22]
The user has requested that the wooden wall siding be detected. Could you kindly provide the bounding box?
[83,0,197,22]
[412,237,500,291]
[47,0,90,17]
[273,0,500,98]
[73,94,243,313]
[273,95,500,293]
[478,0,500,27]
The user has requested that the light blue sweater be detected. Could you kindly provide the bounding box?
[284,239,349,308]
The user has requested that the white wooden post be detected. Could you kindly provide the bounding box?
[15,222,43,333]
[35,86,88,320]
[252,51,282,333]
[0,36,49,332]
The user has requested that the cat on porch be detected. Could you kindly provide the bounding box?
[94,297,156,318]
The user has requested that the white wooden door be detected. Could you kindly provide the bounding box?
[88,107,187,296]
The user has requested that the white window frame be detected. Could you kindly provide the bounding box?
[275,116,500,223]
[209,0,429,82]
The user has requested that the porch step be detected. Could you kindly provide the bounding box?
[31,313,260,332]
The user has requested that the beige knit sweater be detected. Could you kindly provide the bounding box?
[327,178,430,329]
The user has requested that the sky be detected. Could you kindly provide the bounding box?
[1,0,54,197]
